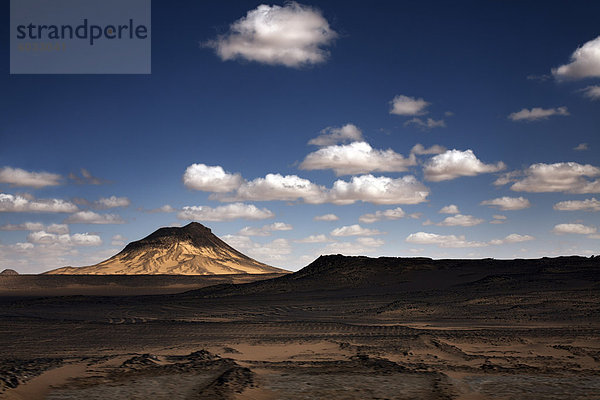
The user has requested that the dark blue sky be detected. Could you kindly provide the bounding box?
[1,1,599,272]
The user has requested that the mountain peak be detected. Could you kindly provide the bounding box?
[45,223,289,276]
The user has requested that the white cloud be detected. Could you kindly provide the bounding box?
[508,106,569,121]
[0,193,78,213]
[552,35,600,79]
[111,234,127,246]
[238,222,292,236]
[574,143,589,151]
[308,124,363,146]
[294,234,331,243]
[0,167,62,188]
[389,95,429,116]
[509,162,600,193]
[218,173,326,203]
[0,221,68,234]
[95,196,131,209]
[404,118,445,129]
[206,2,337,67]
[319,236,384,255]
[439,204,459,214]
[405,232,487,248]
[423,149,506,181]
[147,204,176,213]
[177,203,274,221]
[183,164,243,192]
[300,141,416,175]
[27,231,102,246]
[328,174,429,205]
[581,85,600,100]
[359,207,405,223]
[490,215,507,224]
[554,198,600,212]
[314,213,339,221]
[330,224,383,237]
[411,144,446,155]
[65,211,125,224]
[355,237,385,247]
[552,223,597,235]
[437,214,484,227]
[480,196,531,211]
[222,235,291,263]
[489,233,535,245]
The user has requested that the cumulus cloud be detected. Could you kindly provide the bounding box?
[508,106,569,121]
[206,2,337,67]
[423,149,506,181]
[238,222,292,236]
[308,124,363,146]
[0,167,62,188]
[580,85,600,100]
[437,214,484,227]
[439,204,459,214]
[490,215,507,224]
[65,211,125,224]
[389,95,429,116]
[509,162,600,193]
[328,174,429,205]
[410,144,446,155]
[552,223,597,235]
[319,236,384,255]
[554,198,600,212]
[359,207,405,223]
[300,141,416,175]
[218,173,326,203]
[178,203,274,221]
[1,222,70,234]
[552,35,600,79]
[480,196,531,211]
[574,143,589,151]
[0,193,78,213]
[294,234,331,243]
[489,234,535,245]
[95,196,131,209]
[330,224,383,237]
[27,231,102,246]
[404,118,446,130]
[183,164,243,192]
[405,232,487,248]
[222,235,292,263]
[314,213,339,221]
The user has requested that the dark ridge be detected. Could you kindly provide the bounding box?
[0,269,18,276]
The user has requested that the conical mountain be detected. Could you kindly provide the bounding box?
[45,222,288,275]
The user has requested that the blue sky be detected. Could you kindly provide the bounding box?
[2,1,600,273]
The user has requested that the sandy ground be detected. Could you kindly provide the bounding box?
[1,257,599,399]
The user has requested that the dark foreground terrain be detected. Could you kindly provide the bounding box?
[1,255,599,399]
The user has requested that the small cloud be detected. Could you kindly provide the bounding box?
[69,169,106,185]
[294,234,331,243]
[27,231,102,246]
[489,234,535,245]
[314,213,339,221]
[146,204,176,213]
[423,149,505,181]
[183,164,243,193]
[308,124,363,146]
[552,35,600,80]
[508,106,569,121]
[330,224,383,237]
[177,203,274,222]
[405,232,487,248]
[574,143,589,151]
[404,117,446,130]
[580,85,600,100]
[410,144,446,155]
[526,74,551,82]
[359,207,405,223]
[111,234,127,246]
[444,111,454,117]
[490,215,507,224]
[437,214,484,227]
[65,211,125,224]
[439,204,459,214]
[509,162,600,193]
[480,196,531,211]
[552,223,597,235]
[238,222,292,236]
[554,198,600,212]
[95,196,131,209]
[205,2,337,68]
[389,95,430,116]
[0,193,78,213]
[0,167,62,188]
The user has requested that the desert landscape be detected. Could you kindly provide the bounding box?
[1,224,599,399]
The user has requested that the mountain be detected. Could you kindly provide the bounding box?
[0,269,18,276]
[45,222,289,275]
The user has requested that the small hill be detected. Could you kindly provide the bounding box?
[45,222,289,275]
[0,269,18,276]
